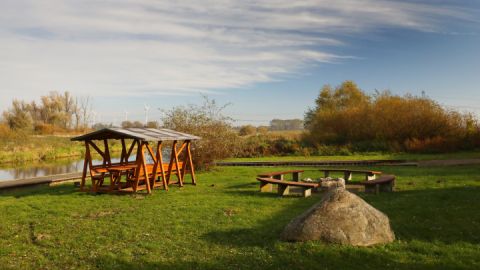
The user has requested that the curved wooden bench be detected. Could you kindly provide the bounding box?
[319,169,382,182]
[361,175,395,194]
[257,170,304,181]
[256,177,319,197]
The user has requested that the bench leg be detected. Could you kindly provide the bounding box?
[379,181,394,192]
[278,184,290,196]
[273,175,283,181]
[375,184,380,195]
[302,188,312,198]
[344,171,352,184]
[292,172,302,182]
[260,182,273,192]
[324,171,330,178]
[364,185,375,194]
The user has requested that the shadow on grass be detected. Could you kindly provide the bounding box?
[0,183,153,198]
[203,186,480,249]
[0,183,80,198]
[90,243,464,270]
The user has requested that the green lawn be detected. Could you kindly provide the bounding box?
[0,165,479,269]
[223,151,480,162]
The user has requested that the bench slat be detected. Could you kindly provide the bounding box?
[361,175,395,185]
[256,177,319,188]
[257,170,304,178]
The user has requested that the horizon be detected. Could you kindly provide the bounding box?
[1,1,479,125]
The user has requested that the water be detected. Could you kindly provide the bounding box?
[0,158,86,181]
[0,149,171,181]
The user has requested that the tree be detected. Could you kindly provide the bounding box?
[3,100,33,130]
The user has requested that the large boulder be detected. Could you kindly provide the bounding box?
[281,188,395,246]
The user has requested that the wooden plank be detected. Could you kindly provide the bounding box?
[88,141,105,159]
[257,170,304,177]
[0,172,83,190]
[256,178,319,188]
[126,139,137,162]
[120,138,127,164]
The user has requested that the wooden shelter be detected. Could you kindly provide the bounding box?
[71,128,200,194]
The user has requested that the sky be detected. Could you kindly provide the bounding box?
[1,0,479,125]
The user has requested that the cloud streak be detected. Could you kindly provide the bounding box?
[0,0,475,101]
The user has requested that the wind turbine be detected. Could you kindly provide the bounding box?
[144,104,150,126]
[124,110,129,122]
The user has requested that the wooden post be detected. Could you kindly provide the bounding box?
[155,141,168,190]
[167,140,183,187]
[80,141,89,191]
[120,138,127,164]
[146,143,158,189]
[141,142,151,194]
[186,141,196,185]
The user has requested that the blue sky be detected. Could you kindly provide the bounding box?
[0,0,479,125]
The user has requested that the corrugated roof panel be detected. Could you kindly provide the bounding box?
[71,128,200,141]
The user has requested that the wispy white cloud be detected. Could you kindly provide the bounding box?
[0,0,475,104]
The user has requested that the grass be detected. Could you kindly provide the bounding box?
[223,151,480,162]
[0,165,479,269]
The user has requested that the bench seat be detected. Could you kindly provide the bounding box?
[361,175,395,194]
[257,170,304,181]
[319,168,382,182]
[256,177,319,197]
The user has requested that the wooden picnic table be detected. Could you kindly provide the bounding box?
[71,128,200,194]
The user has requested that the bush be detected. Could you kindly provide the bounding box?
[34,123,55,135]
[161,97,240,170]
[238,125,256,136]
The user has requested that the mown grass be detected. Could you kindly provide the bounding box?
[0,165,479,269]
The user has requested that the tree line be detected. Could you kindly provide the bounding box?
[1,91,93,134]
[304,81,480,152]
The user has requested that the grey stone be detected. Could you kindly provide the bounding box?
[320,177,345,190]
[281,188,395,246]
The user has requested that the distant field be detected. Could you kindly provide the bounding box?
[0,165,479,269]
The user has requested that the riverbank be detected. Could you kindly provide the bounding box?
[0,136,84,164]
[0,135,125,164]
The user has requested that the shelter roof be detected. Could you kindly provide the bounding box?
[71,128,200,141]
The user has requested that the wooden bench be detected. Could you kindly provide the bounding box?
[319,169,382,182]
[257,170,304,181]
[256,177,319,197]
[361,175,395,194]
